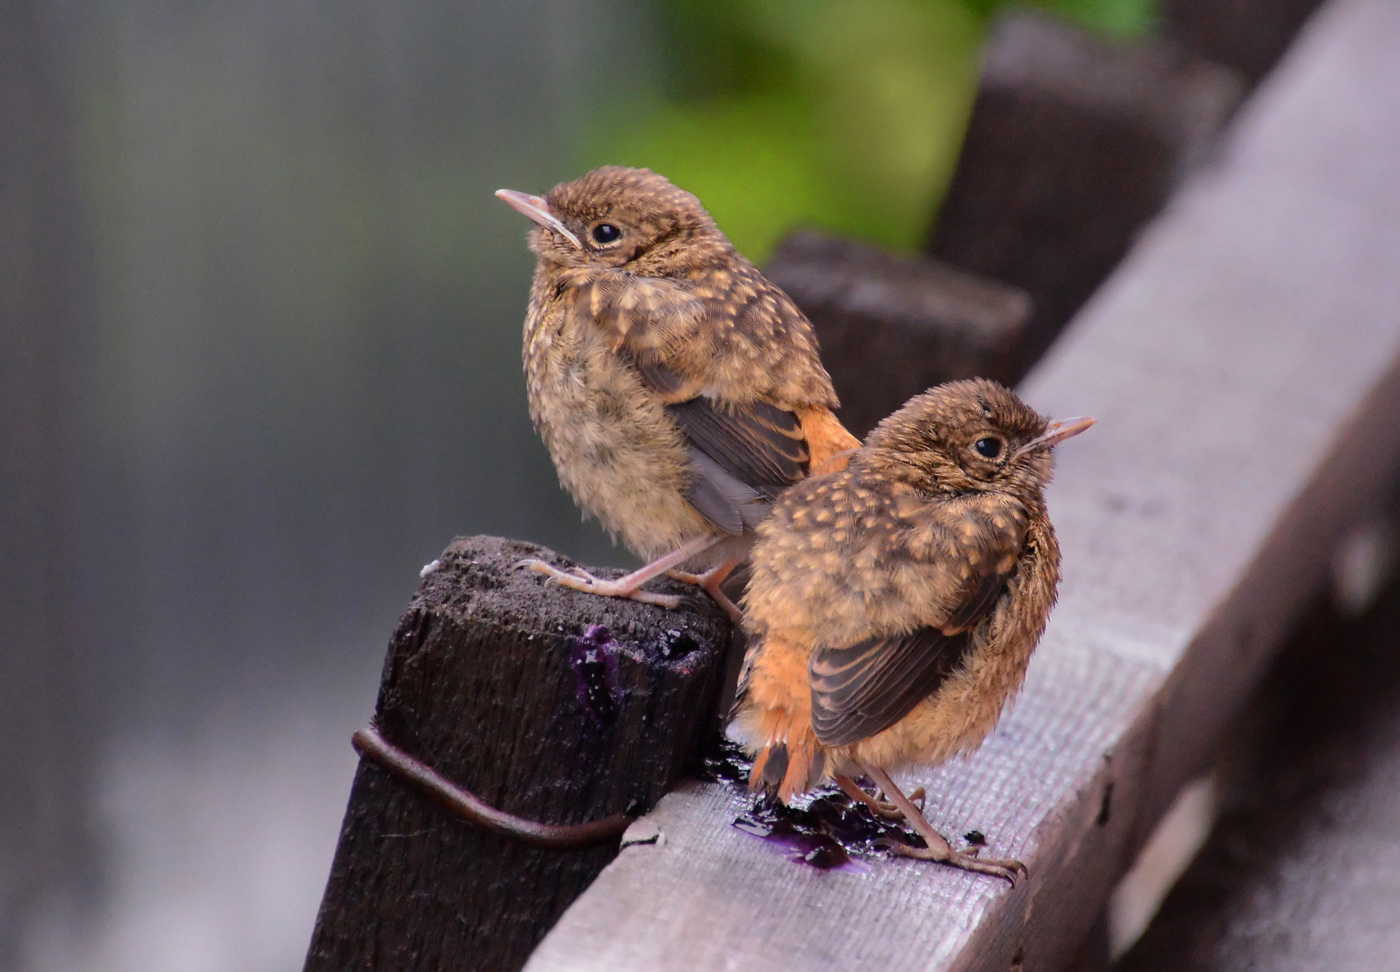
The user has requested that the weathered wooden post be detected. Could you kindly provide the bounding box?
[304,536,733,972]
[927,12,1241,372]
[1161,0,1326,84]
[765,232,1032,438]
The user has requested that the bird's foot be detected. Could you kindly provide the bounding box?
[666,559,742,623]
[859,762,1023,885]
[886,838,1027,885]
[878,786,926,817]
[835,775,924,820]
[515,559,682,610]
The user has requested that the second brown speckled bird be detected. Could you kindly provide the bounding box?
[497,167,859,617]
[731,379,1093,881]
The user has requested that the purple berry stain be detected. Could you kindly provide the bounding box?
[700,739,920,871]
[571,624,621,724]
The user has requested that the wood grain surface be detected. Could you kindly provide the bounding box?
[524,2,1400,969]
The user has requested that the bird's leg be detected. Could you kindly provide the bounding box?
[834,774,924,820]
[516,535,720,611]
[885,785,926,812]
[862,763,1026,885]
[667,558,742,622]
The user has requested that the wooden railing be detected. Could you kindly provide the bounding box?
[305,0,1400,968]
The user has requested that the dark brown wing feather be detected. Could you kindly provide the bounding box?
[580,267,830,534]
[809,626,977,747]
[634,360,811,534]
[683,449,764,534]
[667,397,809,499]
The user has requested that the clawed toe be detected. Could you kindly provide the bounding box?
[514,558,682,609]
[623,589,683,609]
[886,842,1027,885]
[869,799,904,820]
[515,558,601,583]
[858,763,1024,886]
[836,776,925,821]
[521,561,581,585]
[871,786,924,818]
[666,560,742,622]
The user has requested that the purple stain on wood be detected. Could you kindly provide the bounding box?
[730,785,920,871]
[571,624,621,724]
[733,812,854,871]
[700,738,917,870]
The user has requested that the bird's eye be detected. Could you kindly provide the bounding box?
[591,223,621,244]
[974,437,1004,460]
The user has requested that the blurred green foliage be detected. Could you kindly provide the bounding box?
[586,0,1155,261]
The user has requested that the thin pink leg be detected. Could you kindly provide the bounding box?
[517,535,720,610]
[668,558,742,622]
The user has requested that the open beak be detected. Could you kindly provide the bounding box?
[1014,415,1096,458]
[495,189,582,248]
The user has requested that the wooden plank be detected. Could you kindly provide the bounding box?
[927,12,1241,373]
[1119,553,1400,971]
[764,231,1031,438]
[523,1,1400,969]
[303,536,733,972]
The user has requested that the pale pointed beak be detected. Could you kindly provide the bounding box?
[495,189,582,248]
[1014,415,1096,458]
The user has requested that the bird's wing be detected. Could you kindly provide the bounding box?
[650,366,811,534]
[570,270,819,535]
[808,495,1029,747]
[808,627,973,748]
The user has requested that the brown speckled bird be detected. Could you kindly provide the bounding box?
[731,379,1093,881]
[496,167,859,618]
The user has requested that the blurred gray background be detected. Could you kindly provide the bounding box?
[9,2,637,970]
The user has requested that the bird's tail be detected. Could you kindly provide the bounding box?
[744,710,827,803]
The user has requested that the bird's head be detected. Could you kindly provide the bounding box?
[496,166,725,274]
[863,379,1093,501]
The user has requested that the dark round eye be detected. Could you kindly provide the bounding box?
[591,223,621,244]
[974,437,1004,460]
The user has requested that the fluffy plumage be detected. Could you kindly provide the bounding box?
[731,379,1092,880]
[499,167,859,615]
